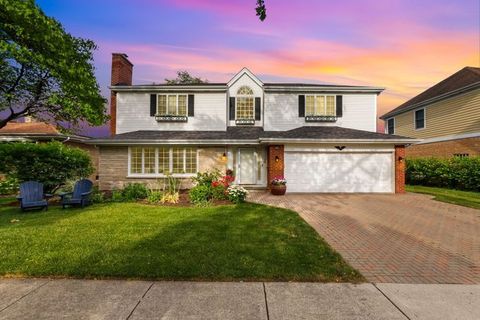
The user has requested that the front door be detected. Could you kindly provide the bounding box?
[239,148,256,184]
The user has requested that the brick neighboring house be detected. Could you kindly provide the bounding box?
[0,120,99,181]
[89,53,416,193]
[381,67,480,158]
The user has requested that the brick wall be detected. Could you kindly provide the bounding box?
[267,145,284,188]
[98,146,226,191]
[395,145,406,194]
[406,137,480,158]
[110,53,133,136]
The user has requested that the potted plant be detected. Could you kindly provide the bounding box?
[270,177,287,195]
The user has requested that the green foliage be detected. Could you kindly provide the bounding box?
[255,0,267,21]
[189,185,213,205]
[0,142,93,193]
[121,183,148,201]
[192,169,221,187]
[227,185,249,204]
[0,0,107,129]
[90,186,104,204]
[406,157,480,191]
[0,176,19,195]
[164,70,208,84]
[146,190,163,204]
[212,185,228,200]
[111,189,123,202]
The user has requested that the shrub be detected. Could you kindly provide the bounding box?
[406,157,480,191]
[189,185,213,205]
[160,192,179,204]
[212,185,228,200]
[192,169,221,187]
[111,189,124,202]
[0,176,19,195]
[90,186,105,204]
[121,183,149,201]
[0,142,93,193]
[146,190,163,204]
[227,185,248,204]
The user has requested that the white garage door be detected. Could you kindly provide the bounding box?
[284,152,393,193]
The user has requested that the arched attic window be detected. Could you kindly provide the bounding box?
[236,86,254,120]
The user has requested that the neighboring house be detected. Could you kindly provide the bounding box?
[380,67,480,158]
[90,53,415,193]
[0,120,99,181]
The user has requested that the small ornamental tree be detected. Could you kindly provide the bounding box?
[0,141,93,193]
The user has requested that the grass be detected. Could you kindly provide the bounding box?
[406,185,480,209]
[0,202,362,282]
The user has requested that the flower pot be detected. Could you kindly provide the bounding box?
[270,184,286,195]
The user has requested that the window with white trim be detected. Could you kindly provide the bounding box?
[129,147,197,175]
[305,95,336,116]
[157,94,187,116]
[236,86,254,119]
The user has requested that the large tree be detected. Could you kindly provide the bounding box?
[165,70,208,84]
[255,0,267,21]
[0,0,107,130]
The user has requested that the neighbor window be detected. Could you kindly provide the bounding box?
[129,147,197,175]
[387,118,395,134]
[305,95,336,116]
[157,94,188,116]
[415,108,425,130]
[236,86,254,119]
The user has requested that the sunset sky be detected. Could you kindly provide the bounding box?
[38,0,480,137]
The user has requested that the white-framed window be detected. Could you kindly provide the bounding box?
[129,147,197,176]
[414,108,425,130]
[236,86,254,119]
[387,118,395,134]
[157,94,187,116]
[305,95,336,116]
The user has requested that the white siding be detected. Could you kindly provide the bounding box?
[264,93,377,132]
[228,72,263,127]
[116,92,227,134]
[284,144,394,193]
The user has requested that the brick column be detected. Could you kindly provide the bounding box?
[267,145,284,189]
[395,145,406,194]
[110,53,133,136]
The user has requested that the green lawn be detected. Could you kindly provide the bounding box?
[0,202,362,282]
[406,185,480,209]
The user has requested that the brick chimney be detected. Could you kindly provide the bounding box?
[110,53,133,136]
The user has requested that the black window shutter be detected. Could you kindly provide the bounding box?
[150,94,157,116]
[255,97,261,120]
[298,95,305,117]
[336,95,343,117]
[188,94,194,117]
[229,97,235,120]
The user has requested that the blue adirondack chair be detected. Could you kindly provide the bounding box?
[60,179,93,208]
[17,181,52,211]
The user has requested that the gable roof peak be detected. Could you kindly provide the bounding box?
[227,67,263,87]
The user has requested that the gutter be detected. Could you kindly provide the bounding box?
[380,81,480,119]
[263,86,385,94]
[259,138,419,144]
[87,139,261,146]
[110,85,228,93]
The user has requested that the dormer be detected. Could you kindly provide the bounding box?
[227,68,264,127]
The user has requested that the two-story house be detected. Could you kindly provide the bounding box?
[381,67,480,158]
[91,53,415,193]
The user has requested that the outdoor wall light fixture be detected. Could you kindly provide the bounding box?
[275,156,280,162]
[335,146,346,150]
[221,152,227,161]
[398,156,404,163]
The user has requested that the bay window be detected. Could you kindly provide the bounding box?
[129,147,197,176]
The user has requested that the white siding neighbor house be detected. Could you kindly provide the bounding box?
[91,53,415,193]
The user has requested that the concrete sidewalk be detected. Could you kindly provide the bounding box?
[0,279,479,320]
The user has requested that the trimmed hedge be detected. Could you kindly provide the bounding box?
[406,157,480,191]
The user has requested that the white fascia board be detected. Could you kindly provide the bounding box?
[227,67,264,87]
[263,86,385,94]
[259,138,419,144]
[415,131,480,145]
[110,85,227,92]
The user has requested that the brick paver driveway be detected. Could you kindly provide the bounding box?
[249,192,480,284]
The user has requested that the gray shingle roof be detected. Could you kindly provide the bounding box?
[92,126,412,144]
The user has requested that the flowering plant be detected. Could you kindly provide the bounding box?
[271,177,287,186]
[226,185,248,204]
